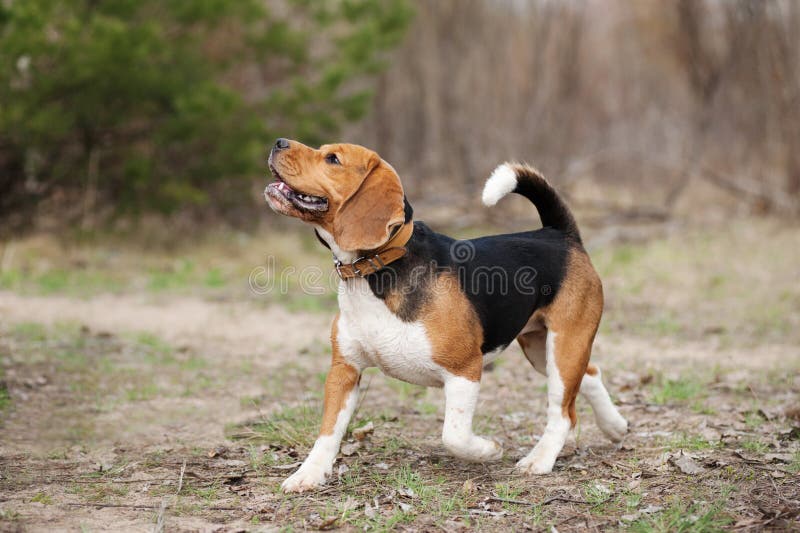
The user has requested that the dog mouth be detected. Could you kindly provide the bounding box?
[265,164,329,213]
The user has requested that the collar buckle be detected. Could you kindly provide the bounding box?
[334,257,345,280]
[351,255,366,277]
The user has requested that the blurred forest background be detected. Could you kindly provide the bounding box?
[2,0,799,235]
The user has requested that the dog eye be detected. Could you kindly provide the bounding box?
[324,153,341,165]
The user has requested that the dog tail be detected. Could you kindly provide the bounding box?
[481,162,581,243]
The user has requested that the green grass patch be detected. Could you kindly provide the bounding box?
[226,403,321,449]
[626,496,733,532]
[375,436,408,459]
[635,312,684,336]
[743,411,764,429]
[662,433,719,452]
[789,451,800,473]
[11,321,49,342]
[739,438,770,454]
[494,481,523,501]
[0,508,21,521]
[125,383,161,402]
[690,400,717,415]
[0,385,10,412]
[1,267,124,295]
[132,332,176,365]
[0,366,10,413]
[30,492,53,505]
[621,489,643,511]
[650,377,705,405]
[583,482,612,506]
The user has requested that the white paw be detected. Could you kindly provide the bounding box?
[515,445,556,475]
[281,463,329,493]
[599,414,629,443]
[516,455,554,475]
[474,437,504,462]
[444,436,503,462]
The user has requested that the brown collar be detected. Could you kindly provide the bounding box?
[334,222,414,280]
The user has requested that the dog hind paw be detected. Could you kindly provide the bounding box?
[515,443,559,475]
[599,414,629,443]
[281,464,328,493]
[515,454,554,475]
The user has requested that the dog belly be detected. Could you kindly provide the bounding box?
[337,282,444,387]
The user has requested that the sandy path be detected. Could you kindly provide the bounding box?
[0,291,333,457]
[1,291,795,376]
[0,291,331,360]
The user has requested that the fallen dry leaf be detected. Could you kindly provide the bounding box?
[341,441,361,456]
[352,421,375,441]
[670,451,705,474]
[207,446,228,459]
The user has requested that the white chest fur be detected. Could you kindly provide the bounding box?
[335,279,444,387]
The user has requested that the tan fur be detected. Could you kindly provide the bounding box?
[382,290,404,315]
[320,315,360,435]
[269,141,405,252]
[422,274,485,382]
[517,327,547,375]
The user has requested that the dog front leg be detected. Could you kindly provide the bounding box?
[441,375,503,462]
[281,358,360,492]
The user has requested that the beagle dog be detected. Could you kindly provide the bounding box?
[265,138,628,492]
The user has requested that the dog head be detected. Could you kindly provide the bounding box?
[265,138,406,253]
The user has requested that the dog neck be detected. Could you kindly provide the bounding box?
[315,222,414,279]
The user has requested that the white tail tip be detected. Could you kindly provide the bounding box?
[482,164,518,206]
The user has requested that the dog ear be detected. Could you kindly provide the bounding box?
[333,158,405,252]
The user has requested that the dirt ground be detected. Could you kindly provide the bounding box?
[1,218,799,532]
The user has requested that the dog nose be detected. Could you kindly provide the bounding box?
[274,138,290,151]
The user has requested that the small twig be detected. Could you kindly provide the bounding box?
[551,496,614,529]
[176,459,186,495]
[487,496,534,506]
[66,502,240,511]
[554,512,593,529]
[768,474,792,506]
[747,383,761,404]
[541,491,591,506]
[22,477,182,485]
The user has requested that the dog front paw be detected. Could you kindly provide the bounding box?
[444,435,503,462]
[479,437,504,462]
[281,463,328,493]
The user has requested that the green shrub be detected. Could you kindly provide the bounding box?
[0,0,412,224]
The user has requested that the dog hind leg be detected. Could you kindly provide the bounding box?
[580,364,628,441]
[517,323,600,475]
